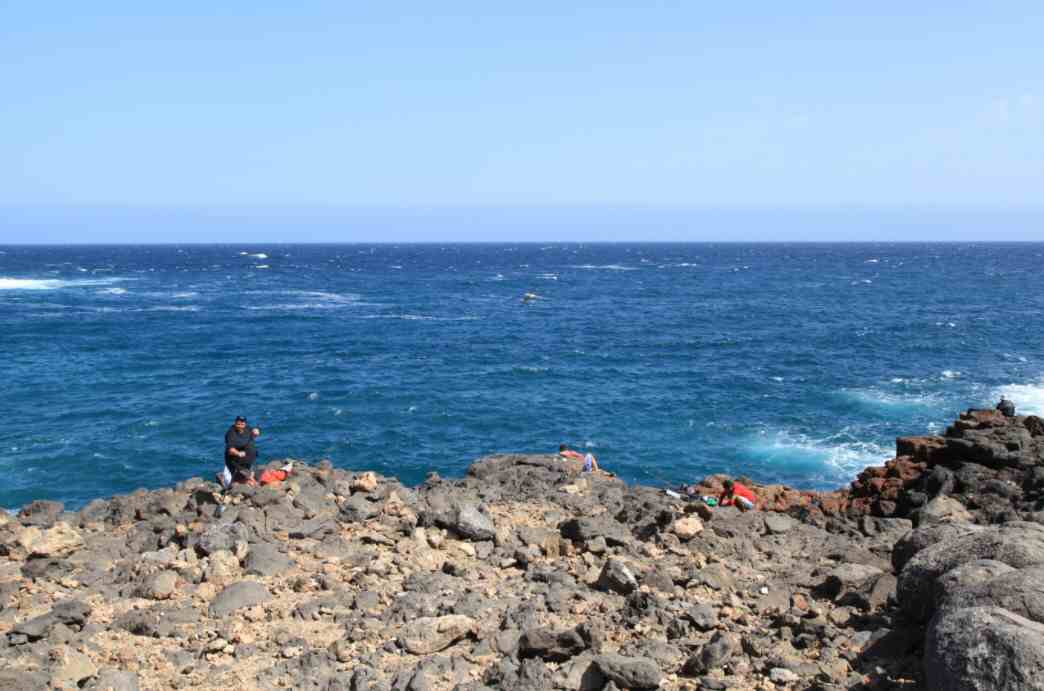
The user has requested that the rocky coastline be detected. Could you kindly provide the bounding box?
[1,408,1043,690]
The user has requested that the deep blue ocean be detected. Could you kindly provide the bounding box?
[3,243,1044,510]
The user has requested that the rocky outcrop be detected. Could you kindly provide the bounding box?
[0,409,1042,689]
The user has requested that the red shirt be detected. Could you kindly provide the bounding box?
[720,482,757,505]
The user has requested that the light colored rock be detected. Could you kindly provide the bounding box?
[49,646,98,690]
[400,615,478,654]
[672,516,704,540]
[19,522,84,558]
[204,550,241,583]
[141,571,178,600]
[351,471,379,493]
[769,667,800,684]
[921,495,975,524]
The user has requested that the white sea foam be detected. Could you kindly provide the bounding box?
[995,380,1044,416]
[249,253,268,259]
[844,387,941,408]
[752,429,891,476]
[255,265,270,269]
[941,370,961,380]
[97,287,127,295]
[864,258,879,263]
[538,273,559,280]
[570,264,637,271]
[308,392,320,400]
[171,292,198,299]
[0,276,127,290]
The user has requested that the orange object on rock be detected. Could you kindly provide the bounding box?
[259,469,289,486]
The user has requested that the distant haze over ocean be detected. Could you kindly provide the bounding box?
[2,206,1043,243]
[2,241,1043,509]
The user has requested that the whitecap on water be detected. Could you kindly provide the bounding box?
[570,264,637,271]
[941,370,961,380]
[749,429,891,477]
[0,276,126,290]
[97,287,127,295]
[308,392,320,400]
[844,387,941,409]
[994,380,1044,416]
[255,265,270,269]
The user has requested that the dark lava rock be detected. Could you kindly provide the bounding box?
[925,605,1044,691]
[244,542,294,577]
[593,654,662,690]
[596,558,639,595]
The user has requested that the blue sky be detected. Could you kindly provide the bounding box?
[1,3,1042,241]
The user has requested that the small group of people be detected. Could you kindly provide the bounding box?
[218,416,292,490]
[558,444,600,472]
[996,396,1016,418]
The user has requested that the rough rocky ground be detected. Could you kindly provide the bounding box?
[1,408,1043,690]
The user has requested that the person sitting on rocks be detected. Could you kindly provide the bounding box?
[996,396,1016,418]
[583,453,600,472]
[718,479,757,511]
[558,444,585,461]
[219,416,260,489]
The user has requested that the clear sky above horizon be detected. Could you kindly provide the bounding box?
[1,3,1042,242]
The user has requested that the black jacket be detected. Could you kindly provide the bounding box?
[224,425,257,469]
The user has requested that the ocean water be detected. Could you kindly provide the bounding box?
[2,243,1043,510]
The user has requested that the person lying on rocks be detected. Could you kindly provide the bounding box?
[558,444,585,461]
[996,396,1016,417]
[219,416,260,489]
[718,479,757,511]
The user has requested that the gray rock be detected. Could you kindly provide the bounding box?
[685,603,718,631]
[596,558,638,595]
[341,494,381,522]
[244,543,294,577]
[18,500,65,528]
[898,522,1044,622]
[197,522,250,556]
[452,504,496,542]
[518,625,590,662]
[892,522,983,573]
[926,606,1044,691]
[559,517,630,546]
[816,563,884,601]
[933,559,1016,611]
[86,669,140,691]
[764,514,795,534]
[593,654,662,690]
[209,581,269,618]
[683,631,735,675]
[942,565,1044,624]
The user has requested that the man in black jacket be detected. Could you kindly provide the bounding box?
[221,416,260,488]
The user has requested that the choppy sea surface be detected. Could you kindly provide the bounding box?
[2,243,1043,510]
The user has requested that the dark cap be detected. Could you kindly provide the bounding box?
[235,416,247,423]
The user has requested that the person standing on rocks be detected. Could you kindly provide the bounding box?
[719,479,757,511]
[996,396,1015,417]
[220,416,260,488]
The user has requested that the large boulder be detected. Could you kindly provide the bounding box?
[897,522,1044,622]
[17,523,84,558]
[941,565,1044,624]
[926,606,1044,690]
